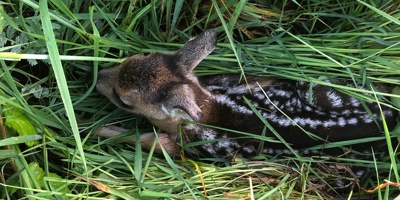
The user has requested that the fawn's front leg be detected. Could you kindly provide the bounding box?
[93,126,178,156]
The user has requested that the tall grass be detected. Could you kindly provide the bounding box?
[0,0,399,199]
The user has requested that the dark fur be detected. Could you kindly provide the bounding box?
[94,29,398,159]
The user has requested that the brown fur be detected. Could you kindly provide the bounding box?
[94,29,398,158]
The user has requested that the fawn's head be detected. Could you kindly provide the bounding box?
[95,29,217,121]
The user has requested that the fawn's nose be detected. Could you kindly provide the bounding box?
[87,69,108,88]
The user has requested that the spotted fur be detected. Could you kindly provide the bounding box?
[94,29,398,159]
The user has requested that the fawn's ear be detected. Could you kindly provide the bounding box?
[175,29,217,73]
[161,85,203,121]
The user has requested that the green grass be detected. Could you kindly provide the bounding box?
[0,0,400,199]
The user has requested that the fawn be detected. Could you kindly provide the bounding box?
[94,29,398,159]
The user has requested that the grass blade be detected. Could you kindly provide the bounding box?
[38,0,87,178]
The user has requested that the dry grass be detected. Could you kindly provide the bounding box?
[0,0,399,199]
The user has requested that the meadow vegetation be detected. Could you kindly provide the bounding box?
[0,0,399,199]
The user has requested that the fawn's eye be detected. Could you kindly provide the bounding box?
[112,89,134,109]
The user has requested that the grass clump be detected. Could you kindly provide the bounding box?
[0,0,399,199]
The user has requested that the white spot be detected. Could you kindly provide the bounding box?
[263,112,277,121]
[253,87,261,93]
[323,119,337,127]
[335,180,345,187]
[294,98,303,107]
[356,170,365,178]
[383,109,394,117]
[307,118,323,129]
[216,140,230,148]
[298,81,306,86]
[315,109,326,115]
[294,117,323,129]
[293,117,302,125]
[266,91,275,97]
[277,117,292,127]
[272,100,280,106]
[361,114,373,123]
[202,143,216,155]
[251,101,259,107]
[272,89,292,98]
[207,85,223,91]
[330,112,339,116]
[227,85,249,95]
[304,106,313,111]
[215,140,240,154]
[263,114,295,128]
[255,92,265,100]
[201,129,217,140]
[347,117,358,125]
[327,90,343,108]
[283,149,293,155]
[338,117,346,127]
[263,148,274,154]
[242,146,254,153]
[214,95,253,115]
[311,150,320,154]
[350,97,361,107]
[341,110,351,115]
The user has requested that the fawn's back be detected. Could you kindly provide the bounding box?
[95,29,398,158]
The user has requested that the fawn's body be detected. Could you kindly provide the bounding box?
[94,29,398,158]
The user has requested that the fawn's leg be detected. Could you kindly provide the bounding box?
[93,126,178,156]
